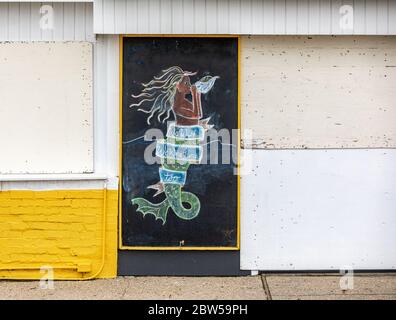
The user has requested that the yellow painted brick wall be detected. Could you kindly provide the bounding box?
[0,189,118,279]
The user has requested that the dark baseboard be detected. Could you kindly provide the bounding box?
[118,250,250,276]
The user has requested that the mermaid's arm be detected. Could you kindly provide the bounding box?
[191,85,202,119]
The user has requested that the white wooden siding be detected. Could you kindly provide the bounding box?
[240,149,396,270]
[94,0,396,35]
[0,2,94,41]
[241,36,396,149]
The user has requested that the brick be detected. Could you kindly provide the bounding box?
[0,189,117,279]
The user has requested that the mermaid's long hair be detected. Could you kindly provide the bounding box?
[130,66,196,125]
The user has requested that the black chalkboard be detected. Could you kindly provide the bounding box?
[121,36,239,249]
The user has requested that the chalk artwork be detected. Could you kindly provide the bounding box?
[130,66,219,224]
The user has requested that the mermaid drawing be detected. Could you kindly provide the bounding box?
[130,66,219,224]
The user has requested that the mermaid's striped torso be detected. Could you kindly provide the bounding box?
[132,122,206,224]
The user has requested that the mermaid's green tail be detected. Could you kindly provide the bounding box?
[132,184,200,225]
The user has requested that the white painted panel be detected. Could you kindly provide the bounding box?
[0,2,94,41]
[241,36,396,149]
[241,149,396,270]
[0,42,93,174]
[93,0,396,35]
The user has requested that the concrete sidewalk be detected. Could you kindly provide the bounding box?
[0,274,395,300]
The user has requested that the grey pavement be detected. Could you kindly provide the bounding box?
[0,273,395,300]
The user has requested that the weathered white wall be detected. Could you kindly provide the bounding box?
[240,149,396,270]
[0,2,94,41]
[241,36,396,149]
[94,0,396,35]
[240,35,396,270]
[0,42,93,174]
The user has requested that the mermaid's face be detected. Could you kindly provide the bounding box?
[176,76,191,94]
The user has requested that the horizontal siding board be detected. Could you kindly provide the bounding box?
[377,0,389,35]
[217,0,229,33]
[354,0,366,34]
[19,3,30,41]
[8,2,19,40]
[251,0,263,34]
[137,0,149,33]
[172,0,184,33]
[160,0,172,33]
[0,3,8,39]
[240,0,252,34]
[285,0,297,34]
[308,0,320,34]
[297,0,309,34]
[102,0,115,34]
[114,0,126,34]
[206,0,218,33]
[183,0,194,34]
[263,0,275,34]
[75,2,87,40]
[92,0,396,35]
[390,0,396,34]
[85,3,95,41]
[0,2,94,41]
[366,0,377,35]
[331,0,342,34]
[126,0,138,33]
[228,0,240,34]
[319,0,331,34]
[274,0,286,34]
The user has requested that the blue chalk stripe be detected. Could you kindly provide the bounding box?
[159,168,187,185]
[166,122,205,141]
[156,140,203,162]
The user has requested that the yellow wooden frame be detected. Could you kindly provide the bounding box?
[119,34,241,250]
